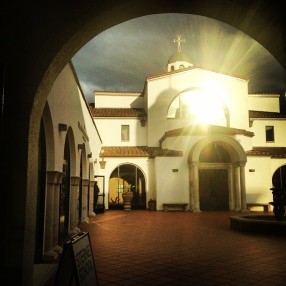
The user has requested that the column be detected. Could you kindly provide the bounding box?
[192,162,201,212]
[234,163,241,212]
[81,179,90,223]
[43,171,59,261]
[239,163,248,212]
[89,181,96,217]
[70,176,80,234]
[228,165,235,210]
[188,164,194,211]
[52,172,63,253]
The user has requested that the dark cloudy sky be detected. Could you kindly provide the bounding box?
[72,13,285,103]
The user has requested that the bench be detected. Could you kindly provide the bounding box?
[247,203,271,212]
[163,203,188,212]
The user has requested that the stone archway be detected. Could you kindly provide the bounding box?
[3,3,286,285]
[188,135,247,212]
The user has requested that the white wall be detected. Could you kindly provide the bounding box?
[248,94,280,112]
[146,68,249,146]
[154,157,189,210]
[94,118,147,146]
[47,64,101,177]
[95,92,144,108]
[245,156,273,203]
[250,120,286,147]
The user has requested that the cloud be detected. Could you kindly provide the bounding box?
[72,13,285,103]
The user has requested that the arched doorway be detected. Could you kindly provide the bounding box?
[272,165,286,189]
[199,142,231,211]
[109,164,146,210]
[188,135,247,212]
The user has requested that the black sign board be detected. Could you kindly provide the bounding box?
[54,232,99,286]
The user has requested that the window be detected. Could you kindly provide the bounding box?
[121,125,130,141]
[265,126,274,142]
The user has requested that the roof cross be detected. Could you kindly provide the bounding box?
[174,35,185,52]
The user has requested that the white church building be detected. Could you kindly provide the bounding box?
[90,45,286,212]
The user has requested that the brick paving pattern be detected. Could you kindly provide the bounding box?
[80,211,286,286]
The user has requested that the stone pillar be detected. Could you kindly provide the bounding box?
[239,163,248,212]
[89,181,96,217]
[81,179,90,223]
[43,171,60,261]
[188,164,194,211]
[70,176,80,235]
[228,165,235,211]
[234,163,241,211]
[52,172,63,253]
[192,162,201,213]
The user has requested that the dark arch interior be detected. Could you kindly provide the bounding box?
[200,142,231,163]
[3,2,286,284]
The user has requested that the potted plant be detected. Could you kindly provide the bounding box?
[148,199,156,211]
[122,184,134,210]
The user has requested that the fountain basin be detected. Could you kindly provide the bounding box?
[230,214,286,235]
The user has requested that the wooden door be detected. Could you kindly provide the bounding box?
[199,169,229,211]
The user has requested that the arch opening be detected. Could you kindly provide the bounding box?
[108,164,146,210]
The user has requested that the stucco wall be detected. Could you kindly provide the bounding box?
[250,120,286,147]
[47,64,101,177]
[154,157,189,210]
[147,69,249,146]
[245,156,273,203]
[248,94,280,112]
[95,93,144,108]
[94,118,147,146]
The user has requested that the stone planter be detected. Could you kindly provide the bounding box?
[122,192,134,210]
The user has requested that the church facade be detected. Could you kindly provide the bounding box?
[90,48,286,212]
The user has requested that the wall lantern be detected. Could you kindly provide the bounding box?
[139,114,147,127]
[58,123,68,131]
[249,169,255,172]
[99,149,106,169]
[88,153,92,158]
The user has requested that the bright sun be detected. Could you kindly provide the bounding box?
[181,89,225,124]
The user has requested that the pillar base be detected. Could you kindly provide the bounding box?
[42,250,59,262]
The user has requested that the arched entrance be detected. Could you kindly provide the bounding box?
[188,135,247,212]
[109,164,146,210]
[272,165,286,189]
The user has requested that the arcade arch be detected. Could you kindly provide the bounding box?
[188,135,247,212]
[3,3,286,284]
[108,164,146,210]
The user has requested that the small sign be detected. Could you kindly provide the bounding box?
[54,232,98,286]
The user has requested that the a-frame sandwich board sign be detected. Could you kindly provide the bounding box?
[53,232,99,286]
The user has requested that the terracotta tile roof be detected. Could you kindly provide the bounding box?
[89,107,146,118]
[100,146,182,158]
[160,124,254,145]
[249,110,286,119]
[246,147,286,158]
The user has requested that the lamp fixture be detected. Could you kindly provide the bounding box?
[78,143,84,150]
[139,114,147,127]
[58,123,68,131]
